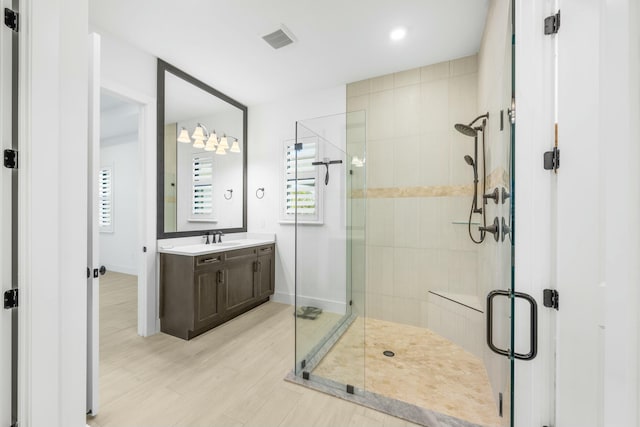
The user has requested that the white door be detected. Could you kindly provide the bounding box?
[555,0,640,425]
[0,0,17,423]
[87,32,101,416]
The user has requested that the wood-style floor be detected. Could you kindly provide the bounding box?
[87,272,419,427]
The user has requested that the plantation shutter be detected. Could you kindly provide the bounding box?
[285,142,317,217]
[99,167,113,232]
[192,156,213,215]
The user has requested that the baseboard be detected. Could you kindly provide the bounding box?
[104,264,138,276]
[272,292,346,315]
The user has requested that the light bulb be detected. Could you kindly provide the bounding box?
[218,135,229,149]
[177,127,191,143]
[191,124,206,140]
[230,139,241,153]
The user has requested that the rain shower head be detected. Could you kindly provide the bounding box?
[464,155,475,166]
[455,123,478,137]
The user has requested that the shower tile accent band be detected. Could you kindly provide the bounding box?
[353,167,508,199]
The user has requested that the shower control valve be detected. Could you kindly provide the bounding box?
[479,217,500,242]
[483,188,500,204]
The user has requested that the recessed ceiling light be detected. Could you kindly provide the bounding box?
[390,27,407,41]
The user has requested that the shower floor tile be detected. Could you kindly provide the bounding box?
[312,317,502,427]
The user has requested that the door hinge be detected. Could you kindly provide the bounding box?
[4,289,18,309]
[544,10,560,35]
[543,147,560,171]
[4,8,18,32]
[3,149,17,169]
[543,289,559,310]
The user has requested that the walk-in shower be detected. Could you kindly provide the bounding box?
[288,2,518,426]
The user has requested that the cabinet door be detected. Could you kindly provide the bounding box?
[225,259,257,311]
[194,269,223,329]
[257,246,275,298]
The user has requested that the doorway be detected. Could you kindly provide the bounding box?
[98,90,142,337]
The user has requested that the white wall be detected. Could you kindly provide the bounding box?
[100,138,139,274]
[247,85,347,313]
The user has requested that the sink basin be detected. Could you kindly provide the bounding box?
[214,241,242,247]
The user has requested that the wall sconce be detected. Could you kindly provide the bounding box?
[177,124,241,155]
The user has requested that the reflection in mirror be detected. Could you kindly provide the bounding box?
[158,60,247,238]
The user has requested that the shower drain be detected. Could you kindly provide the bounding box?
[383,350,395,357]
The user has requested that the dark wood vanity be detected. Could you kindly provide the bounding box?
[160,243,275,340]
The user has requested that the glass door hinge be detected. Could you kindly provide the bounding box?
[4,289,18,309]
[544,10,560,35]
[543,289,559,310]
[4,8,18,32]
[3,149,17,169]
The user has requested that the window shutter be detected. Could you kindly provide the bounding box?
[99,167,113,232]
[284,141,317,218]
[192,156,213,215]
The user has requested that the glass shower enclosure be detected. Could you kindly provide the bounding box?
[293,111,366,392]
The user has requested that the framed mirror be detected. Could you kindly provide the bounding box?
[157,59,247,238]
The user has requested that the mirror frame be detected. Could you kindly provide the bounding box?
[157,59,248,239]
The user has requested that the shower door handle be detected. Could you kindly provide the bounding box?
[486,290,538,361]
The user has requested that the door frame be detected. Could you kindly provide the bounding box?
[100,79,157,337]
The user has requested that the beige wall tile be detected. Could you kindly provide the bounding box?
[391,296,421,327]
[418,131,450,186]
[370,74,394,92]
[448,73,478,130]
[366,198,395,246]
[366,293,393,321]
[347,79,371,97]
[394,68,420,88]
[450,54,478,77]
[393,198,420,248]
[393,135,420,187]
[418,198,443,250]
[420,79,449,133]
[347,94,370,114]
[421,61,451,83]
[367,246,395,296]
[366,139,395,188]
[392,247,425,300]
[394,85,421,138]
[368,90,395,140]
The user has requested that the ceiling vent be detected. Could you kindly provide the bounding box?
[262,25,296,49]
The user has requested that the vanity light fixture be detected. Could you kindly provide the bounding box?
[177,123,241,154]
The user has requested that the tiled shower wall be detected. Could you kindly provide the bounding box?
[347,55,486,355]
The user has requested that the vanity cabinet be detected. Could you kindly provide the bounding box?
[160,244,275,340]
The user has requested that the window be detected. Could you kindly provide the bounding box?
[99,167,113,233]
[281,138,322,224]
[192,155,214,219]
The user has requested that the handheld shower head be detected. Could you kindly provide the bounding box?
[464,155,475,166]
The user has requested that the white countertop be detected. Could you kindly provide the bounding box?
[158,236,275,256]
